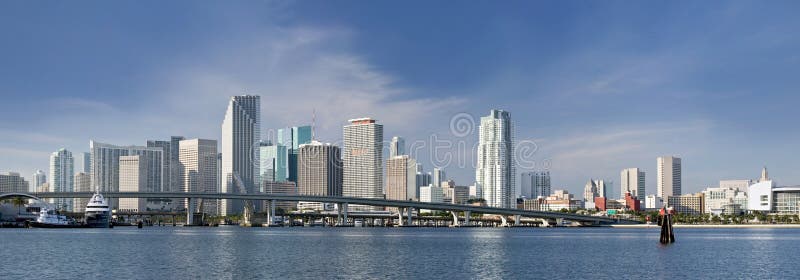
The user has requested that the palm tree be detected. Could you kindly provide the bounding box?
[12,197,26,215]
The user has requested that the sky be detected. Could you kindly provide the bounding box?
[1,1,799,197]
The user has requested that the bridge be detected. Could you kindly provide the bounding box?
[1,192,641,226]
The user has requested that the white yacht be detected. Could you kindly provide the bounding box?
[85,192,111,228]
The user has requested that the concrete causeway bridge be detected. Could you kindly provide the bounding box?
[1,192,641,226]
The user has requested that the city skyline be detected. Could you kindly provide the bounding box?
[2,1,800,197]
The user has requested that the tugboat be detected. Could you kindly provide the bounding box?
[28,207,81,228]
[84,192,111,228]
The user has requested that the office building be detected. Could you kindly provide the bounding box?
[0,172,29,193]
[666,193,704,215]
[416,164,432,191]
[657,156,682,198]
[82,152,91,173]
[179,139,218,215]
[523,190,583,211]
[90,140,164,207]
[147,136,185,192]
[385,155,417,202]
[620,168,645,200]
[297,141,342,210]
[258,142,288,185]
[33,170,46,192]
[278,125,312,182]
[50,148,74,211]
[420,185,444,213]
[343,118,383,211]
[220,95,261,216]
[476,109,515,208]
[119,155,148,212]
[520,171,551,199]
[700,187,741,215]
[390,136,405,157]
[645,194,664,210]
[433,168,446,188]
[73,172,91,213]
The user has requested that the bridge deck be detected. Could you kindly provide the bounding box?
[1,192,640,224]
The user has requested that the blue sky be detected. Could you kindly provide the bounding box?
[1,1,799,196]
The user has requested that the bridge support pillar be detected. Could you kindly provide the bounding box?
[500,215,508,227]
[397,208,404,226]
[336,203,348,226]
[186,198,194,226]
[450,211,458,226]
[406,207,413,226]
[514,215,521,226]
[465,211,471,226]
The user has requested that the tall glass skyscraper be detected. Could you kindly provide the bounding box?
[50,148,74,211]
[278,125,311,182]
[476,110,515,208]
[221,95,260,216]
[259,142,288,185]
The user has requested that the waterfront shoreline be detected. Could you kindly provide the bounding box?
[610,224,800,229]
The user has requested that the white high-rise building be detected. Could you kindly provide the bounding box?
[50,148,74,211]
[520,171,551,199]
[657,156,682,198]
[90,141,164,208]
[73,172,91,213]
[620,168,646,200]
[119,155,147,212]
[343,118,383,211]
[390,136,405,158]
[33,169,46,192]
[220,95,261,216]
[476,109,515,208]
[179,139,218,215]
[433,168,446,188]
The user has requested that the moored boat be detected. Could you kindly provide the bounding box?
[85,192,111,228]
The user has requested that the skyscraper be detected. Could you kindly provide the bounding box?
[657,156,682,198]
[258,142,288,185]
[343,118,383,211]
[82,152,91,174]
[476,109,515,208]
[621,168,646,200]
[278,125,312,182]
[73,172,90,213]
[297,141,342,197]
[433,168,446,187]
[90,140,164,208]
[33,169,46,192]
[385,155,417,205]
[220,95,260,216]
[119,155,147,212]
[50,148,74,211]
[179,139,218,215]
[521,171,551,199]
[297,141,342,211]
[147,136,185,192]
[390,136,405,157]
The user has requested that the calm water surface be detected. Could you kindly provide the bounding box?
[1,227,798,279]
